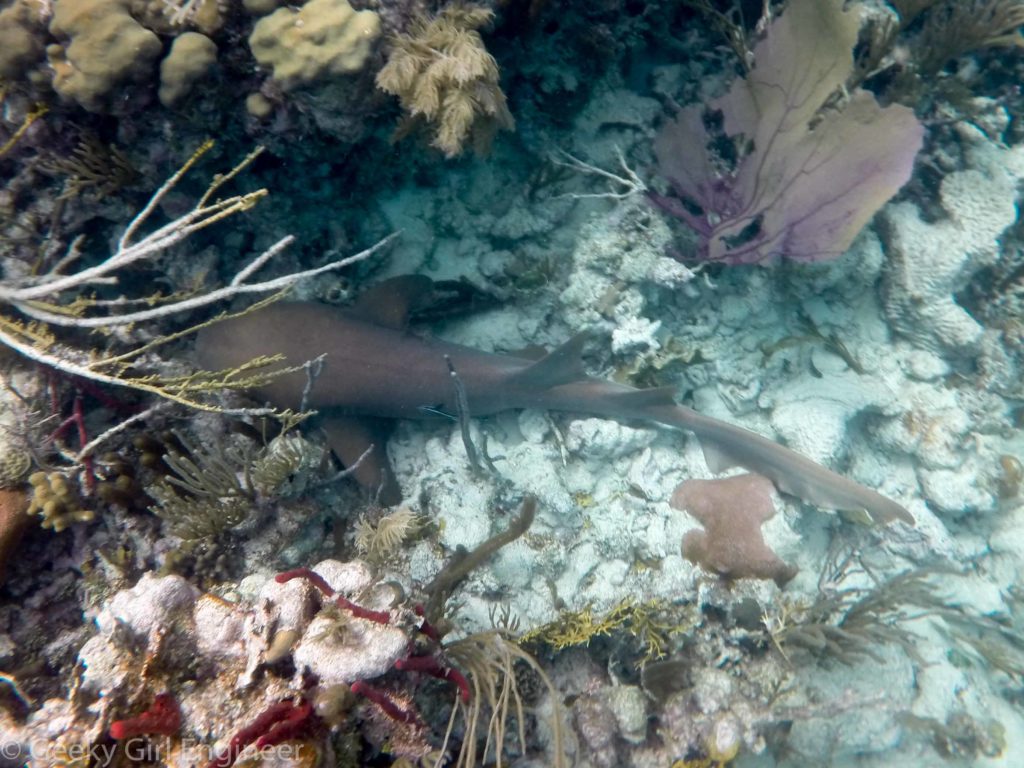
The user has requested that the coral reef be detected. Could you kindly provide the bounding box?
[0,558,569,766]
[2,0,1024,765]
[880,125,1024,356]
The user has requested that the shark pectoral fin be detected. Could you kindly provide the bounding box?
[319,415,402,506]
[352,275,436,330]
[511,331,594,390]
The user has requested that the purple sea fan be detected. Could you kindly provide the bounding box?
[650,0,924,265]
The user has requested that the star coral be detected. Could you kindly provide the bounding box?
[47,0,163,113]
[248,0,381,90]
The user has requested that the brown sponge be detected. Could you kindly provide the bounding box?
[671,473,797,587]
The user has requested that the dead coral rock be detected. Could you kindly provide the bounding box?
[292,611,409,686]
[572,688,621,768]
[78,573,202,696]
[289,559,410,686]
[671,473,797,587]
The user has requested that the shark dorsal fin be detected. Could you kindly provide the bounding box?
[510,331,592,390]
[352,275,435,330]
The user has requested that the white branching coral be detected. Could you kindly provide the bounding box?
[0,141,393,416]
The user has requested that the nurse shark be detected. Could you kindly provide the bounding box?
[196,276,912,526]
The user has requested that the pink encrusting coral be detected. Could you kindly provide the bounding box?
[650,0,924,265]
[671,473,797,587]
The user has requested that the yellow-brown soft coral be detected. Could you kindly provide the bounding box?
[27,470,95,532]
[0,0,47,83]
[375,3,514,157]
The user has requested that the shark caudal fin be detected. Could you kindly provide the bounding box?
[694,427,914,526]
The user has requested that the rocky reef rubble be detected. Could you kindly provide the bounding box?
[0,559,479,766]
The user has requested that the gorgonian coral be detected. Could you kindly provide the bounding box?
[651,0,924,265]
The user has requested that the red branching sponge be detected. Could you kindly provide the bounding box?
[206,698,318,768]
[109,692,182,740]
[275,567,335,597]
[254,699,316,748]
[395,654,471,703]
[335,594,390,625]
[276,567,391,624]
[413,603,441,641]
[350,680,423,727]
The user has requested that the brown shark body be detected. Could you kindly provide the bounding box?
[195,276,913,525]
